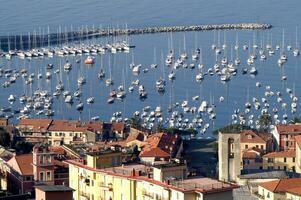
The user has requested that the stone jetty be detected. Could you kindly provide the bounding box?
[0,23,272,51]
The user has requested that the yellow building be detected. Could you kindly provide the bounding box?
[262,150,296,172]
[66,153,237,200]
[258,178,301,200]
[86,150,122,169]
[295,135,301,173]
[240,130,267,154]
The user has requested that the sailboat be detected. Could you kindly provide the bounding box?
[293,27,300,56]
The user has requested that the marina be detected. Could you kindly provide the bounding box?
[0,25,300,137]
[0,23,271,51]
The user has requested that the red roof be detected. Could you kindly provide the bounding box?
[7,154,33,176]
[140,147,170,158]
[276,124,301,135]
[286,186,301,196]
[48,120,86,132]
[18,119,52,132]
[141,132,178,155]
[263,150,295,158]
[259,178,301,193]
[240,130,266,144]
[126,132,145,143]
[242,148,261,159]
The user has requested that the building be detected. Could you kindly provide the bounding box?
[271,124,301,151]
[295,135,301,173]
[286,186,301,199]
[242,148,263,170]
[6,144,69,194]
[258,178,301,200]
[86,149,122,169]
[66,154,238,200]
[240,130,268,153]
[35,185,74,200]
[262,150,296,172]
[139,132,182,164]
[218,131,241,182]
[0,118,9,127]
[16,119,128,146]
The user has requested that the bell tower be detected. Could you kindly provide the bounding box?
[32,143,55,185]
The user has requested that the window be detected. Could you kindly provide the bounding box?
[245,145,248,149]
[261,145,264,149]
[47,155,51,164]
[40,172,44,181]
[40,156,44,165]
[55,133,58,136]
[293,157,295,162]
[247,135,252,139]
[69,133,73,137]
[284,157,287,162]
[268,158,274,163]
[256,145,259,148]
[46,171,51,181]
[284,166,287,171]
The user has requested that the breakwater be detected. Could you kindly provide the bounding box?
[0,23,272,51]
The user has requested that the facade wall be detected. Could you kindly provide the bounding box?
[218,132,241,182]
[263,156,295,171]
[279,134,297,151]
[296,145,301,173]
[286,192,301,200]
[203,190,233,200]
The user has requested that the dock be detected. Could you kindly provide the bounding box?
[0,23,272,51]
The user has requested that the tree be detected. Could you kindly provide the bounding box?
[14,141,33,154]
[129,116,142,129]
[213,124,250,135]
[0,127,10,147]
[258,114,272,132]
[289,117,301,124]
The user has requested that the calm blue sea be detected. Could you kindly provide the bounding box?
[0,0,300,137]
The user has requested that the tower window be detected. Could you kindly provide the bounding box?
[46,171,51,181]
[40,172,44,181]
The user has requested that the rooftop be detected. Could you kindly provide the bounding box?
[286,186,301,196]
[276,124,301,134]
[35,185,74,192]
[240,130,266,144]
[65,159,238,193]
[259,178,301,193]
[263,150,295,158]
[7,154,33,176]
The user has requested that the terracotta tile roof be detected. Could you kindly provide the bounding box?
[276,124,301,135]
[263,150,295,158]
[48,120,86,132]
[18,119,53,132]
[295,135,301,148]
[242,148,261,159]
[83,121,102,133]
[111,122,125,132]
[259,178,301,193]
[126,132,145,143]
[286,186,301,196]
[141,132,178,154]
[240,130,266,144]
[140,147,170,158]
[7,154,33,176]
[50,146,65,155]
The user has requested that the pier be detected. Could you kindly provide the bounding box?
[0,23,272,51]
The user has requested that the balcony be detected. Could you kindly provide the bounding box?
[79,191,90,200]
[97,182,113,191]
